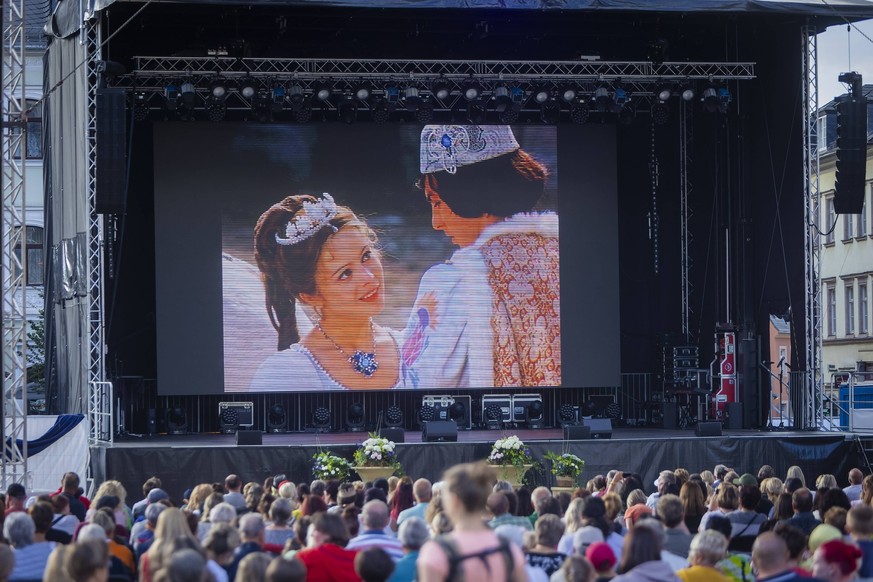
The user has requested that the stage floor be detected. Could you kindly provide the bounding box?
[99,427,859,501]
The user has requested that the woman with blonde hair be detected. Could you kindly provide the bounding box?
[816,474,838,490]
[558,498,588,554]
[786,465,806,488]
[140,507,198,582]
[91,479,131,529]
[184,483,214,516]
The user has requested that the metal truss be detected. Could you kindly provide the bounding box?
[88,381,113,446]
[2,0,28,486]
[801,25,823,431]
[679,101,694,344]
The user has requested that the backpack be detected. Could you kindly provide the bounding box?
[433,535,515,582]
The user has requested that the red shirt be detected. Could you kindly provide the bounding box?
[297,544,361,582]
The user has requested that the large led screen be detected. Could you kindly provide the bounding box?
[153,123,619,394]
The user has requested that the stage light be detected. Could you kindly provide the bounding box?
[288,83,305,110]
[484,404,503,430]
[166,407,188,435]
[651,101,669,125]
[385,85,401,105]
[467,101,487,124]
[313,407,331,432]
[132,92,150,122]
[533,87,550,105]
[164,82,180,111]
[206,97,226,122]
[462,80,481,102]
[414,97,434,124]
[561,86,578,103]
[180,80,196,105]
[385,406,403,428]
[219,406,239,434]
[570,100,590,124]
[293,104,313,123]
[540,100,561,124]
[431,79,450,101]
[493,85,511,111]
[267,403,287,433]
[558,404,577,427]
[404,86,420,111]
[498,106,519,124]
[594,85,611,112]
[346,402,365,432]
[239,77,257,100]
[702,84,731,113]
[371,98,390,123]
[605,402,622,421]
[354,82,371,101]
[680,85,696,102]
[339,95,357,124]
[656,84,673,102]
[210,78,228,100]
[271,84,286,113]
[524,399,545,429]
[580,400,598,417]
[314,82,332,102]
[419,404,436,424]
[450,401,468,427]
[613,85,630,108]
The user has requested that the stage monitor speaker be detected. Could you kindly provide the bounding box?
[146,408,157,436]
[95,88,127,214]
[422,421,458,442]
[662,402,678,430]
[563,425,591,440]
[695,422,722,437]
[583,418,612,439]
[236,430,262,446]
[379,427,405,443]
[725,402,743,430]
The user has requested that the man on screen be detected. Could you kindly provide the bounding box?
[401,125,561,389]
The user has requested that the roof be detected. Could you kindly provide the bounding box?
[770,315,792,334]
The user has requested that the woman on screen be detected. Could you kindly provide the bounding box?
[401,125,561,389]
[250,194,404,390]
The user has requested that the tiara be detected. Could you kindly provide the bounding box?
[420,125,520,175]
[275,193,338,246]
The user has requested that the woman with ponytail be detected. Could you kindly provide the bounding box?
[251,193,404,390]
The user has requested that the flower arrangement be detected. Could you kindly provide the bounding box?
[312,451,354,482]
[544,451,585,478]
[353,435,402,472]
[487,435,533,468]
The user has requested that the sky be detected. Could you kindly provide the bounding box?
[817,18,873,108]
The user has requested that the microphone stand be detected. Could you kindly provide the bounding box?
[759,360,788,431]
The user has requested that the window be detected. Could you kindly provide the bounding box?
[861,282,869,336]
[826,198,836,244]
[846,284,855,335]
[827,283,837,337]
[859,189,868,237]
[12,100,42,160]
[13,226,44,286]
[816,115,827,153]
[779,346,788,375]
[844,213,854,241]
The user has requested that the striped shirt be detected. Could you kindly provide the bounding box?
[345,530,404,562]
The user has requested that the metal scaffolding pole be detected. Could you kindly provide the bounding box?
[1,0,28,486]
[679,100,694,344]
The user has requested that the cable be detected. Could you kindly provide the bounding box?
[818,0,873,46]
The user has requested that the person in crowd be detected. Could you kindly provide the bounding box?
[4,485,26,517]
[703,516,751,582]
[91,510,135,577]
[325,481,341,512]
[237,551,272,582]
[140,507,198,582]
[266,555,307,582]
[154,547,205,582]
[29,500,71,545]
[252,192,404,391]
[301,494,330,517]
[346,500,403,561]
[810,539,862,582]
[227,512,266,581]
[529,487,553,526]
[611,519,680,582]
[526,514,567,577]
[680,482,706,534]
[517,487,535,518]
[578,496,623,564]
[622,504,652,530]
[585,542,617,582]
[390,478,415,531]
[843,469,863,503]
[772,523,813,577]
[296,512,360,582]
[558,498,588,554]
[53,472,89,521]
[761,493,794,533]
[751,532,800,582]
[65,539,109,582]
[183,483,213,516]
[356,547,395,582]
[846,505,873,577]
[50,494,80,538]
[550,555,596,582]
[757,466,777,482]
[676,530,729,582]
[396,479,432,526]
[760,478,784,516]
[203,522,240,580]
[823,507,847,535]
[699,484,738,533]
[4,511,55,580]
[725,479,767,552]
[133,502,167,560]
[573,526,605,559]
[712,467,729,490]
[817,489,851,521]
[131,476,162,520]
[42,544,71,582]
[418,462,526,582]
[658,495,693,559]
[646,471,676,511]
[330,484,358,516]
[785,467,806,489]
[781,488,821,535]
[388,517,428,582]
[265,498,296,547]
[489,492,533,532]
[198,501,235,542]
[222,474,247,513]
[90,480,131,531]
[815,475,838,490]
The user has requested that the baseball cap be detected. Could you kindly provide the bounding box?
[586,541,617,572]
[147,488,169,503]
[733,473,757,487]
[573,525,605,554]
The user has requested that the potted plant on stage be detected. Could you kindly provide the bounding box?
[544,451,585,488]
[312,451,354,483]
[487,435,534,486]
[353,434,402,482]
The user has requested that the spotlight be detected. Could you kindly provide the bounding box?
[287,83,305,110]
[484,404,503,430]
[339,95,357,124]
[651,101,669,125]
[560,86,578,103]
[210,78,228,100]
[314,81,332,102]
[313,407,331,432]
[493,85,512,112]
[267,403,287,433]
[467,101,487,124]
[239,77,257,100]
[371,98,391,124]
[293,104,313,123]
[702,83,731,113]
[404,86,421,111]
[462,79,481,102]
[271,83,286,114]
[613,85,630,111]
[594,85,611,112]
[385,406,403,428]
[431,79,451,101]
[385,84,401,106]
[346,402,365,432]
[206,97,226,122]
[419,404,436,426]
[180,80,196,106]
[558,404,577,428]
[605,402,622,421]
[450,401,467,427]
[570,100,590,124]
[219,407,239,434]
[166,407,188,435]
[414,97,434,124]
[164,82,180,111]
[580,400,598,418]
[540,100,561,124]
[680,84,696,102]
[354,82,371,102]
[656,84,673,102]
[533,87,551,105]
[524,399,545,429]
[132,92,150,122]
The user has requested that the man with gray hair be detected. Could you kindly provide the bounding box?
[396,479,432,526]
[677,530,729,579]
[228,512,265,581]
[4,512,55,580]
[345,500,404,561]
[132,501,167,560]
[646,470,677,510]
[389,517,429,582]
[657,494,693,558]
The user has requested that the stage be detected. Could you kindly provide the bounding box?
[98,428,860,502]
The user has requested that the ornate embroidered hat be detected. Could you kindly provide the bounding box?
[420,125,520,175]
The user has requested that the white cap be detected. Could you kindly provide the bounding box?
[420,125,519,175]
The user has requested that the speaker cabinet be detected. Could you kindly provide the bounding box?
[661,402,679,430]
[146,408,157,436]
[695,422,722,437]
[421,421,458,442]
[724,402,743,430]
[95,88,128,214]
[563,425,591,440]
[583,419,613,439]
[236,430,262,446]
[379,427,405,443]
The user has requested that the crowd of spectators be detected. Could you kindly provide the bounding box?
[0,462,870,582]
